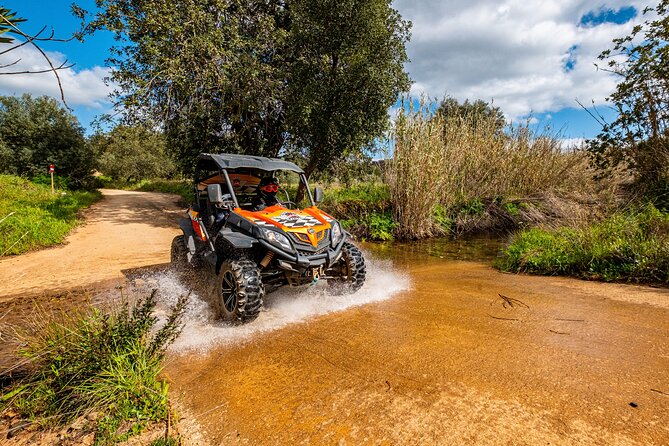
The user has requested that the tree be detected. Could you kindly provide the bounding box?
[436,97,506,132]
[589,0,669,199]
[76,0,410,176]
[91,125,176,181]
[0,94,94,187]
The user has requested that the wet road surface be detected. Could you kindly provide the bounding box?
[166,244,669,445]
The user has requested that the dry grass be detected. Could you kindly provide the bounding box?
[386,99,618,239]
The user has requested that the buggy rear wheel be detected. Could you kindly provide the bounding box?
[327,241,366,295]
[170,235,188,271]
[217,258,264,323]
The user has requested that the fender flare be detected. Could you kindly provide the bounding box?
[218,228,256,249]
[178,218,197,259]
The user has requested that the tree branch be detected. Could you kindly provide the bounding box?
[0,12,74,109]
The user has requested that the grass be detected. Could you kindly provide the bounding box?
[0,175,102,256]
[97,176,193,203]
[386,99,613,239]
[499,205,669,284]
[1,290,188,445]
[319,183,394,240]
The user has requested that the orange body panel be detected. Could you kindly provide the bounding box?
[236,206,334,248]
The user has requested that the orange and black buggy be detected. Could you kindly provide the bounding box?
[171,153,366,324]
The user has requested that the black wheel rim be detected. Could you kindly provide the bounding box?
[221,271,238,312]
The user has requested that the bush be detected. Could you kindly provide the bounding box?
[0,95,95,188]
[91,125,177,182]
[2,291,188,445]
[386,98,602,239]
[0,175,101,256]
[499,205,669,283]
[320,183,393,240]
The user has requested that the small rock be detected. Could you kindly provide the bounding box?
[86,412,99,421]
[629,402,638,408]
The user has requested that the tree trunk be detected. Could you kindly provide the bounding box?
[296,158,318,205]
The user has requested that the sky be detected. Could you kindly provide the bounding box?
[0,0,656,139]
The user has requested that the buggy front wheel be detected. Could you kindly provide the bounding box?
[326,241,366,295]
[217,258,264,323]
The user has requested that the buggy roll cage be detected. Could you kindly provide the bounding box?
[194,153,316,209]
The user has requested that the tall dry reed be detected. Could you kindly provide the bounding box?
[386,99,601,239]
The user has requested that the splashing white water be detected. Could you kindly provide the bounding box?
[137,255,409,353]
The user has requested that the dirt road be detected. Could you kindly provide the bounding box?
[0,189,182,300]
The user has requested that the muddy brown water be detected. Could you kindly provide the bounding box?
[166,239,669,446]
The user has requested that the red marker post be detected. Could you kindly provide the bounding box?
[49,164,55,194]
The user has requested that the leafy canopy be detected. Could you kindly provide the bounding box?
[76,0,411,176]
[0,94,94,187]
[91,125,176,181]
[589,0,669,202]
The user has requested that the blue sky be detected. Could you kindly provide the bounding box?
[1,0,653,140]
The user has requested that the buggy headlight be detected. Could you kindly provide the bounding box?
[263,228,292,251]
[331,221,343,246]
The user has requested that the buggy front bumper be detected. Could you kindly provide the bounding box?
[258,237,346,272]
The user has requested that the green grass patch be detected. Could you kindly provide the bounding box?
[320,183,390,217]
[98,177,193,203]
[499,205,669,283]
[0,175,101,256]
[320,183,394,240]
[2,291,188,445]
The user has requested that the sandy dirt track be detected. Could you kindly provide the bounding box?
[0,189,182,300]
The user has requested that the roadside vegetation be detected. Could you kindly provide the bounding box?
[499,206,669,284]
[0,291,188,445]
[0,175,101,256]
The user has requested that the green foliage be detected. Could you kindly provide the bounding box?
[0,94,95,188]
[321,183,390,215]
[436,96,506,133]
[77,0,410,176]
[459,198,485,216]
[91,125,176,181]
[340,212,396,241]
[3,291,188,445]
[321,183,396,240]
[0,7,26,43]
[499,206,669,283]
[589,0,669,199]
[0,175,101,256]
[433,204,452,233]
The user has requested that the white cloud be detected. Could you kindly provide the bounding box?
[393,0,655,119]
[0,45,115,108]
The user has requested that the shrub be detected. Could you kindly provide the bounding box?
[387,98,606,239]
[2,291,188,445]
[499,205,669,283]
[0,95,95,188]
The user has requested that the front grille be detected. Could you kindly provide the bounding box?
[298,245,328,257]
[289,230,330,254]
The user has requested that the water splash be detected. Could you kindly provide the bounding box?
[137,255,410,353]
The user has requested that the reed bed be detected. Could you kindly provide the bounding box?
[386,100,607,239]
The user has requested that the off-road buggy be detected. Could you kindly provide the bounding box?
[171,153,366,323]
